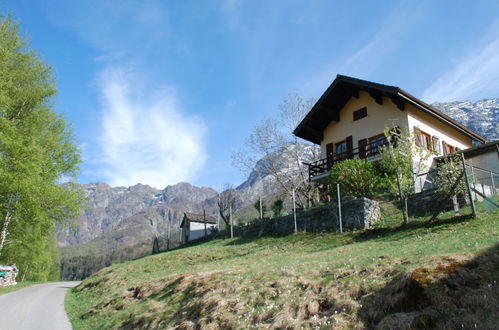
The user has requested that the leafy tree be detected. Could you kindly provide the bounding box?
[271,199,284,217]
[328,158,383,198]
[433,154,466,213]
[0,16,84,281]
[433,154,466,196]
[379,128,430,224]
[253,199,267,218]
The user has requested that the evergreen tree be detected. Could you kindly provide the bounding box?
[0,16,84,281]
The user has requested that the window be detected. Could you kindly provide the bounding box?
[442,141,456,155]
[368,134,386,155]
[414,127,433,151]
[336,140,347,155]
[353,107,367,121]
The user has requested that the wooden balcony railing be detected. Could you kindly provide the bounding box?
[305,137,389,180]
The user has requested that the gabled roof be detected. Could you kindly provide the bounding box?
[180,212,217,228]
[293,75,487,144]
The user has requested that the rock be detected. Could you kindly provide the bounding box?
[0,264,18,287]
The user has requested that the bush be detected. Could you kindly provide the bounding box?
[328,158,384,198]
[271,200,284,217]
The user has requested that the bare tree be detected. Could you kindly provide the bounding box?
[217,185,237,230]
[232,92,320,207]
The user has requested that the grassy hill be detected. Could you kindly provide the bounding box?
[66,202,498,329]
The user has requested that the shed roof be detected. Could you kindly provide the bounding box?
[293,75,487,144]
[180,212,218,228]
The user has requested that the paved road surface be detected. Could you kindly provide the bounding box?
[0,281,80,330]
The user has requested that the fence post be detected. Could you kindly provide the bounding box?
[229,204,234,238]
[469,163,477,200]
[204,209,207,241]
[491,171,496,196]
[461,153,477,218]
[337,184,343,233]
[293,188,297,233]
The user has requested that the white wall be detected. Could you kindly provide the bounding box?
[187,222,217,241]
[321,91,409,157]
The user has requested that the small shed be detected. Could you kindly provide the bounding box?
[180,212,218,244]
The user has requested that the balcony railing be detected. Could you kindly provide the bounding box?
[305,137,389,181]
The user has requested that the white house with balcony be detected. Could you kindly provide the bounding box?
[293,75,490,191]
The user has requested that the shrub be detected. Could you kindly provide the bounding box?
[433,154,466,196]
[271,200,284,217]
[328,158,383,198]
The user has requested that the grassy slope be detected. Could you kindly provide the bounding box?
[66,202,499,329]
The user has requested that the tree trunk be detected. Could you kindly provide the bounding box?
[395,173,409,224]
[402,197,409,224]
[452,195,460,215]
[0,209,13,256]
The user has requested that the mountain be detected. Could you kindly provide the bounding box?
[432,97,498,141]
[58,182,218,248]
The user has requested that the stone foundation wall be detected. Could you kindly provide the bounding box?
[233,197,380,237]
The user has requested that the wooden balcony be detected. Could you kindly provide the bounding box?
[305,137,389,182]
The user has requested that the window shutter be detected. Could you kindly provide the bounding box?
[326,143,333,169]
[346,136,353,159]
[358,139,367,158]
[414,127,422,146]
[432,136,440,154]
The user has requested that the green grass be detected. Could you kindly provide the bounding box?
[66,201,499,329]
[0,281,40,295]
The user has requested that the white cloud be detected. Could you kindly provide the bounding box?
[97,68,207,188]
[301,2,424,96]
[422,31,499,103]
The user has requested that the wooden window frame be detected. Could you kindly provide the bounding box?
[414,127,433,151]
[442,141,456,155]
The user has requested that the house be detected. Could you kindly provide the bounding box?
[293,75,488,188]
[180,212,218,244]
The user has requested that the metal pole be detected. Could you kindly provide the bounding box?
[337,184,343,233]
[167,215,171,250]
[259,195,263,219]
[491,171,496,196]
[461,153,477,218]
[204,209,207,240]
[229,204,234,238]
[292,188,297,233]
[469,162,477,200]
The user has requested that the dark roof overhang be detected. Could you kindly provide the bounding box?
[293,75,487,144]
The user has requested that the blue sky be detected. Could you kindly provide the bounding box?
[4,0,499,189]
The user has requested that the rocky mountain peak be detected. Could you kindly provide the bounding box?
[432,97,498,141]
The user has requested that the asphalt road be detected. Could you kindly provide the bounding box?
[0,281,80,330]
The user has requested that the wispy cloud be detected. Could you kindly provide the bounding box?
[97,68,207,188]
[301,2,424,95]
[422,26,499,102]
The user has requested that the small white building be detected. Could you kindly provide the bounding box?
[180,212,218,244]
